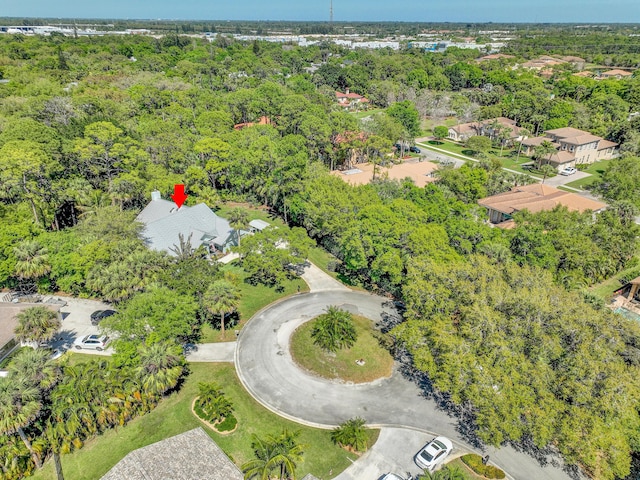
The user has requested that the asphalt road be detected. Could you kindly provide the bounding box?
[235,290,581,480]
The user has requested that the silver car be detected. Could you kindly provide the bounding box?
[415,436,453,471]
[74,334,110,351]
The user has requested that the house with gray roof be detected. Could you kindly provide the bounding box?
[136,192,237,256]
[101,428,243,480]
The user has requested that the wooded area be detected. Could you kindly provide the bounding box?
[0,26,639,479]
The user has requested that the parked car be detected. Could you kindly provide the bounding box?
[560,166,577,176]
[409,146,421,153]
[74,334,110,351]
[90,309,116,325]
[414,436,453,471]
[381,474,406,480]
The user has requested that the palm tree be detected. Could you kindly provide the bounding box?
[310,306,358,353]
[13,240,51,293]
[515,127,531,162]
[196,382,233,423]
[539,164,557,184]
[203,280,241,338]
[228,207,249,247]
[418,464,466,480]
[243,429,305,480]
[0,377,44,468]
[534,140,557,169]
[7,347,59,392]
[331,417,369,452]
[135,342,184,397]
[14,306,61,348]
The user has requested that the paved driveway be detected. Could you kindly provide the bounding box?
[53,297,114,356]
[235,290,580,480]
[334,428,432,480]
[542,170,590,187]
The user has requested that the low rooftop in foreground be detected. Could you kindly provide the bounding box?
[101,427,243,480]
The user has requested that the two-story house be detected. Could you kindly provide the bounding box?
[521,127,618,170]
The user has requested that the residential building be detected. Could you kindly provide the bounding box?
[136,192,237,256]
[101,428,243,480]
[331,159,439,188]
[335,89,369,110]
[521,127,618,170]
[598,69,633,80]
[233,115,273,130]
[448,117,525,143]
[478,184,607,225]
[0,302,62,362]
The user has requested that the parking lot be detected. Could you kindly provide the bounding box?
[50,296,115,356]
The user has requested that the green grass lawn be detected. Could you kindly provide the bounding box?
[350,108,382,120]
[290,315,394,383]
[32,362,363,480]
[564,159,612,190]
[589,259,640,301]
[421,117,458,136]
[200,264,308,343]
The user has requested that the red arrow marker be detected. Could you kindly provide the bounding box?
[171,184,188,208]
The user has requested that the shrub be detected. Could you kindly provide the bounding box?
[216,413,237,432]
[461,453,506,479]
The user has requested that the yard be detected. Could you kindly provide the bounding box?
[564,159,612,190]
[32,360,361,480]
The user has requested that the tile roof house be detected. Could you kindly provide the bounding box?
[233,115,273,130]
[335,89,369,110]
[598,69,633,80]
[101,428,243,480]
[521,127,618,170]
[478,184,607,225]
[448,117,525,143]
[136,192,236,255]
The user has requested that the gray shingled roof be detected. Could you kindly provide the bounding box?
[101,428,243,480]
[136,199,234,255]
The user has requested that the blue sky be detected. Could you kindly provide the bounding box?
[1,0,638,23]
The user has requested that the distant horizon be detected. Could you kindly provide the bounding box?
[0,0,639,24]
[2,17,640,26]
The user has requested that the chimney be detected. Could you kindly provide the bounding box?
[346,88,350,94]
[151,191,161,201]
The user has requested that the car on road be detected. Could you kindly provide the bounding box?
[74,334,110,351]
[414,436,453,471]
[559,166,577,176]
[90,309,116,325]
[409,146,421,153]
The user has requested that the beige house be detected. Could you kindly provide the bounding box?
[448,117,524,143]
[478,184,607,225]
[598,69,633,80]
[521,127,618,170]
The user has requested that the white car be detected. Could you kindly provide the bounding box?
[74,334,110,351]
[381,474,405,480]
[560,167,577,176]
[415,436,453,471]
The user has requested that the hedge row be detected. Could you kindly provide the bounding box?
[461,453,506,479]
